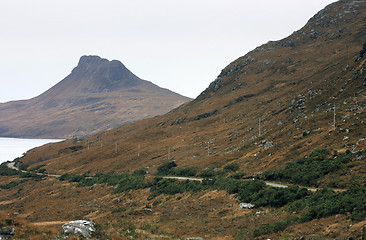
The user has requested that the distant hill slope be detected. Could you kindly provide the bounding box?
[0,55,191,138]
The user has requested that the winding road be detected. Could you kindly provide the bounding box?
[7,162,344,192]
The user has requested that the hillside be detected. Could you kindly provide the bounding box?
[0,0,365,239]
[0,55,191,138]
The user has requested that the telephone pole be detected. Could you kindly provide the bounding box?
[207,142,210,156]
[333,104,336,130]
[258,117,261,137]
[168,146,171,160]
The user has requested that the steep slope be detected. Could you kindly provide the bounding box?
[1,0,366,239]
[0,55,191,138]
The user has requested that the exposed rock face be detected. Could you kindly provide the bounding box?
[56,55,142,96]
[0,55,191,138]
[62,220,95,238]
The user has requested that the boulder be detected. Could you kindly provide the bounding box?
[62,219,95,238]
[239,203,255,209]
[0,227,15,239]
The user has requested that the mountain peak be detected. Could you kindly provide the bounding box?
[77,55,108,68]
[66,55,141,93]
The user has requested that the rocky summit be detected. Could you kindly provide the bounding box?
[0,55,191,138]
[0,0,366,239]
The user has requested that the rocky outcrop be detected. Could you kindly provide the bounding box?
[0,227,15,239]
[62,220,95,238]
[239,203,255,209]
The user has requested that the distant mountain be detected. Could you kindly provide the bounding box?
[0,55,191,138]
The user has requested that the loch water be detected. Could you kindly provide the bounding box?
[0,137,63,164]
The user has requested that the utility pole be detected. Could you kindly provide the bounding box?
[207,142,210,156]
[115,142,118,154]
[168,146,171,160]
[258,117,261,137]
[138,144,140,157]
[333,104,336,130]
[87,139,90,150]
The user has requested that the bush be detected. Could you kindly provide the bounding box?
[287,186,366,223]
[133,168,147,176]
[0,163,20,176]
[253,216,299,237]
[111,207,127,213]
[264,149,352,187]
[170,167,198,177]
[223,163,240,172]
[29,164,46,173]
[59,173,84,183]
[156,161,177,175]
[156,161,198,177]
[199,168,216,178]
[20,172,45,181]
[240,184,309,208]
[230,171,246,179]
[59,174,70,181]
[148,178,206,199]
[0,181,21,189]
[68,175,84,183]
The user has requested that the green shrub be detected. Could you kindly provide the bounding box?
[199,168,216,178]
[156,161,198,177]
[59,174,70,181]
[0,163,20,176]
[230,171,246,179]
[156,161,177,175]
[109,174,146,193]
[68,175,84,183]
[111,207,127,213]
[29,164,46,173]
[253,216,299,237]
[148,178,207,199]
[59,173,84,182]
[170,167,198,177]
[133,168,147,176]
[0,181,21,189]
[264,149,352,187]
[152,199,162,206]
[288,186,366,223]
[223,163,240,172]
[20,172,45,180]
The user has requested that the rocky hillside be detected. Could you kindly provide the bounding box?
[0,55,191,138]
[0,0,365,239]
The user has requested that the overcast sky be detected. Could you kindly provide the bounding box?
[0,0,337,103]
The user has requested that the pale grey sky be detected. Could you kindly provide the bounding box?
[0,0,336,102]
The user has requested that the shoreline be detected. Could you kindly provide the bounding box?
[0,137,63,164]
